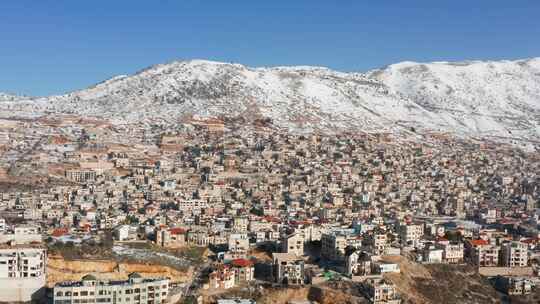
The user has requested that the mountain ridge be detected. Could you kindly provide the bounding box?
[1,57,540,146]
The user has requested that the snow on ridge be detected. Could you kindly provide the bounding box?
[0,92,36,102]
[2,57,540,145]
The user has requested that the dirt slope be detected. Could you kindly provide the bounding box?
[47,255,192,287]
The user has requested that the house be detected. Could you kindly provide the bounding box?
[156,227,186,248]
[113,225,131,241]
[229,258,255,284]
[209,265,236,290]
[362,278,401,304]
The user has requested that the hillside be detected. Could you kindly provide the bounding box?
[1,58,540,144]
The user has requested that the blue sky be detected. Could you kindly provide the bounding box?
[1,1,539,96]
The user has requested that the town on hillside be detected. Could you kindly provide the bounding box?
[0,115,539,304]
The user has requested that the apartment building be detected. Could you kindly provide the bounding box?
[399,223,424,248]
[466,239,500,267]
[272,253,305,285]
[502,241,528,267]
[440,242,464,264]
[65,169,97,183]
[366,232,387,256]
[0,244,47,302]
[232,216,249,232]
[345,250,372,276]
[281,233,304,256]
[321,232,347,261]
[0,218,6,232]
[53,273,170,304]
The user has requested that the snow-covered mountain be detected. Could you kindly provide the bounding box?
[0,92,31,102]
[2,58,540,141]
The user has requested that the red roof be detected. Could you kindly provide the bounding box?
[522,238,538,244]
[169,228,186,235]
[469,239,489,246]
[52,228,69,237]
[230,258,253,268]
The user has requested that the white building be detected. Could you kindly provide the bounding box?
[114,225,132,241]
[0,218,6,233]
[0,224,42,245]
[440,242,464,264]
[376,262,400,274]
[321,232,347,261]
[422,246,443,263]
[282,233,304,256]
[0,244,47,302]
[502,241,528,267]
[273,253,305,285]
[399,223,423,248]
[54,273,170,304]
[362,278,401,304]
[228,233,249,253]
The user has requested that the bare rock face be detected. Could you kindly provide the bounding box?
[3,58,540,143]
[47,255,192,287]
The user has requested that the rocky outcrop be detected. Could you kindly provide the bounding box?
[47,255,192,287]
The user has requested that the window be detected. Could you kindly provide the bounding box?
[56,292,63,297]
